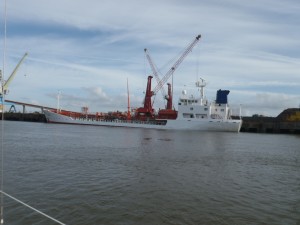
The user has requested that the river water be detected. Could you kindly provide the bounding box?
[0,121,299,225]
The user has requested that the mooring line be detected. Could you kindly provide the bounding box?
[0,0,8,222]
[0,191,66,225]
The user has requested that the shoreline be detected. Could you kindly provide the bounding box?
[2,111,300,134]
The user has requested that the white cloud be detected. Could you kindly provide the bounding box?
[1,0,300,116]
[230,90,300,117]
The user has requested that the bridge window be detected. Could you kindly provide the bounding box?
[183,113,194,118]
[196,114,207,118]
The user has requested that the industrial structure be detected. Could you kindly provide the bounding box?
[0,52,28,112]
[240,108,300,134]
[135,34,201,120]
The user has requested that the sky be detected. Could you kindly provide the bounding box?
[0,0,299,116]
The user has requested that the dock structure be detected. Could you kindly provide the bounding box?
[1,112,47,122]
[1,99,300,134]
[1,99,56,122]
[4,99,57,113]
[241,108,300,134]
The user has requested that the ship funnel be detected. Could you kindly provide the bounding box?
[216,90,230,104]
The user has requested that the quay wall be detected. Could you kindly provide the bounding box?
[0,112,46,123]
[2,108,300,134]
[240,117,300,134]
[241,108,300,134]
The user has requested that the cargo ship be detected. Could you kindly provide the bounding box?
[44,79,242,132]
[43,35,242,132]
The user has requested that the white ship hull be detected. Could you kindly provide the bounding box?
[44,110,242,132]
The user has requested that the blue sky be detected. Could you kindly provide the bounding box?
[1,0,300,116]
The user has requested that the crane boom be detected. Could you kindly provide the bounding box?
[136,34,201,119]
[3,52,28,93]
[144,48,167,99]
[152,34,201,95]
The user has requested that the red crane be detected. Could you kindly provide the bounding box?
[144,49,174,112]
[135,34,201,120]
[166,83,173,110]
[135,75,155,120]
[144,48,168,104]
[152,34,201,96]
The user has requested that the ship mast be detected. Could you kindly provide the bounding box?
[127,78,131,120]
[195,78,206,105]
